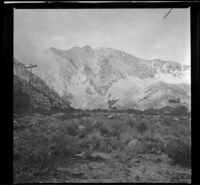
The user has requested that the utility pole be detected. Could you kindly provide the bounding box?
[26,64,38,122]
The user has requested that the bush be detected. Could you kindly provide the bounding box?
[108,121,126,139]
[141,140,164,154]
[97,122,111,137]
[64,120,79,136]
[126,119,136,128]
[127,139,144,154]
[171,105,188,116]
[165,138,191,167]
[162,118,171,126]
[80,127,122,153]
[135,120,149,134]
[80,118,94,133]
[14,119,81,183]
[99,137,122,152]
[81,130,103,150]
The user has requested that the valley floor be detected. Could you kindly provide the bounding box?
[13,111,191,183]
[35,152,191,183]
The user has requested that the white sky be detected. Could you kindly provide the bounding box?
[14,8,190,65]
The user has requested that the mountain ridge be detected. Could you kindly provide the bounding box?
[14,45,191,111]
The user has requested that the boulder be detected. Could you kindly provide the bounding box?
[108,114,115,119]
[78,125,85,130]
[127,139,143,153]
[91,152,111,160]
[76,151,86,158]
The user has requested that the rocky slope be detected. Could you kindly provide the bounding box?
[14,46,191,111]
[13,59,70,114]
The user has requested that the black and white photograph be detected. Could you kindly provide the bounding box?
[13,7,191,183]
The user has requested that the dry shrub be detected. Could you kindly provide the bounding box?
[81,130,103,150]
[162,118,171,126]
[127,139,144,154]
[64,120,79,136]
[109,121,126,139]
[94,121,111,137]
[126,118,136,128]
[140,140,164,155]
[100,137,123,152]
[135,119,149,134]
[14,119,81,183]
[81,128,122,153]
[165,138,191,167]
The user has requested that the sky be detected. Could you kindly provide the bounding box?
[14,8,190,65]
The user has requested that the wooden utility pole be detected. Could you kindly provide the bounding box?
[26,64,38,121]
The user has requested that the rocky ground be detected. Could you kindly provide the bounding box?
[14,111,191,183]
[33,151,191,183]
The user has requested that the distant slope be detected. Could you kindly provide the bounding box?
[14,46,191,111]
[14,59,70,114]
[136,81,191,110]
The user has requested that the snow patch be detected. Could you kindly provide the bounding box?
[155,68,191,85]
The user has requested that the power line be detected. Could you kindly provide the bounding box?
[163,8,173,19]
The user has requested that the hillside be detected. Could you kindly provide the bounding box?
[13,59,70,114]
[22,46,190,111]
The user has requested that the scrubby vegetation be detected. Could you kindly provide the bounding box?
[14,111,191,183]
[165,138,191,167]
[14,59,70,115]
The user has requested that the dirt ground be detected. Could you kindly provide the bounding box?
[34,151,191,183]
[14,112,191,183]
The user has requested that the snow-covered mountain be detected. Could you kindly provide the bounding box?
[15,45,191,111]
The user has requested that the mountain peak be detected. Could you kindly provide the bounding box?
[81,45,92,50]
[15,46,191,110]
[49,46,57,50]
[80,45,93,54]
